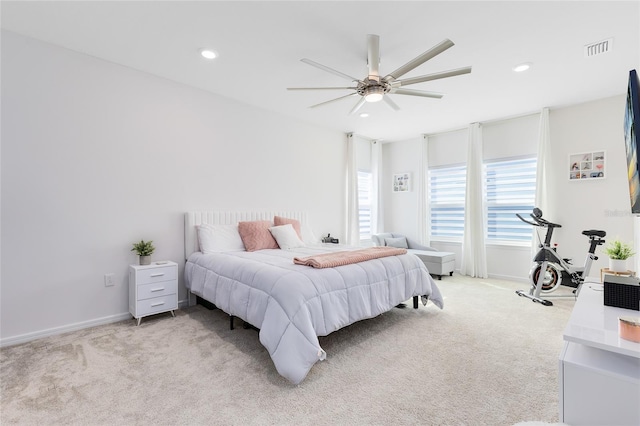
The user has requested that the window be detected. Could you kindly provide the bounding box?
[428,165,466,241]
[485,156,537,243]
[358,170,372,241]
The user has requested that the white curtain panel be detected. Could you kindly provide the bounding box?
[417,135,430,246]
[345,133,360,246]
[461,123,488,278]
[371,140,384,235]
[533,107,550,256]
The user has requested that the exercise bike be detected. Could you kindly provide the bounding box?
[515,208,606,306]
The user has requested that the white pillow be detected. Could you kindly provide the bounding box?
[269,224,306,250]
[197,223,245,254]
[385,237,408,249]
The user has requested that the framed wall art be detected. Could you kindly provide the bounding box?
[393,173,411,192]
[569,151,605,180]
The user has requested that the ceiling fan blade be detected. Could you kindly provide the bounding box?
[384,39,455,81]
[367,34,380,78]
[301,58,360,82]
[383,95,400,111]
[309,93,358,109]
[392,88,443,99]
[287,87,357,91]
[398,66,472,86]
[349,97,367,115]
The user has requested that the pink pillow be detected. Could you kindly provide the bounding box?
[238,220,279,252]
[274,216,302,239]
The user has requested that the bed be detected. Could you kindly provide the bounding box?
[183,210,444,384]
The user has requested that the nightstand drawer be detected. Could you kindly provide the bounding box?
[137,280,177,300]
[135,266,177,285]
[136,295,178,317]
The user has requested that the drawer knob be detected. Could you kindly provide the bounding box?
[151,302,165,307]
[150,287,164,292]
[150,273,165,277]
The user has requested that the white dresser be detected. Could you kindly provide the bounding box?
[129,261,178,326]
[559,283,640,425]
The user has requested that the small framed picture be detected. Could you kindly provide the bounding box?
[393,173,411,192]
[569,151,605,180]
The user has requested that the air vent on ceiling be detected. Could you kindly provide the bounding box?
[584,38,613,57]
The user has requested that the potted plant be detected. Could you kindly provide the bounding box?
[604,239,635,273]
[131,240,155,265]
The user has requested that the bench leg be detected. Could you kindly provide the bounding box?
[413,296,419,309]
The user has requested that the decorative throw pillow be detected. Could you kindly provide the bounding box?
[269,224,306,250]
[238,220,279,252]
[385,237,408,249]
[273,216,303,239]
[197,224,245,254]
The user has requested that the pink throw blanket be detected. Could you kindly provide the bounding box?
[293,246,407,269]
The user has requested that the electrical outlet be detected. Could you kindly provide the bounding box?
[104,273,115,287]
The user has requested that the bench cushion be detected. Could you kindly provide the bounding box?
[409,250,455,263]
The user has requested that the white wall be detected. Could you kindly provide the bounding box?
[0,32,347,345]
[383,96,634,282]
[382,138,421,237]
[547,95,633,276]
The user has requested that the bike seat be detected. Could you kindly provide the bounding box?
[582,229,606,238]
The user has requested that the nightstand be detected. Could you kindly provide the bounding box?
[129,261,178,326]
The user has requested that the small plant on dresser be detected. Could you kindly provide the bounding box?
[131,240,155,265]
[604,239,635,272]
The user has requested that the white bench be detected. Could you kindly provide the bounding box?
[409,250,455,280]
[372,233,455,280]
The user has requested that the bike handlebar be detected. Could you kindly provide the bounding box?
[516,213,539,226]
[516,210,562,228]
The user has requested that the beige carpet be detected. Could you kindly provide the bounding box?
[0,275,575,425]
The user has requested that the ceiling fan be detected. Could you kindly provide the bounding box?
[287,34,472,115]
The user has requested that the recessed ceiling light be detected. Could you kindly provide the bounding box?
[199,48,218,60]
[513,62,532,73]
[359,113,369,118]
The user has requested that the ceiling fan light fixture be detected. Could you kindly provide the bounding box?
[291,34,472,114]
[364,86,384,102]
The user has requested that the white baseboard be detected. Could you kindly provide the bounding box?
[0,312,132,348]
[1,298,191,348]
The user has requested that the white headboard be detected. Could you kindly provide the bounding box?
[184,210,309,260]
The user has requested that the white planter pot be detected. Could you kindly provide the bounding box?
[609,258,627,273]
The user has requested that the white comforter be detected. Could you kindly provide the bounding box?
[184,244,443,384]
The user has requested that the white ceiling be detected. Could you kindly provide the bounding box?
[2,1,639,141]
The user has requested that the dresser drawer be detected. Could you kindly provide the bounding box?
[135,295,178,317]
[135,265,178,285]
[137,280,177,301]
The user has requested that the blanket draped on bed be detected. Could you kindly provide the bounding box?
[293,246,407,268]
[184,246,443,384]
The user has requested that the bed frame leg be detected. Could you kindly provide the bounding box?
[230,315,234,330]
[196,296,217,310]
[413,296,419,309]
